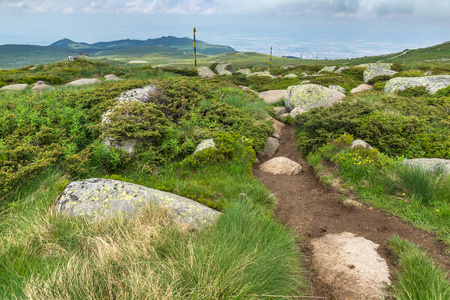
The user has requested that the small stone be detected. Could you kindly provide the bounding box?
[259,157,302,175]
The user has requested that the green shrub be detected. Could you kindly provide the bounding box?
[393,70,423,78]
[17,75,64,85]
[396,86,429,97]
[0,81,7,88]
[373,81,387,91]
[367,75,393,85]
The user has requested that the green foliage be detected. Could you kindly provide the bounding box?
[17,75,64,85]
[158,67,198,77]
[393,70,423,78]
[341,67,365,81]
[373,81,387,91]
[390,165,449,206]
[366,75,392,85]
[309,73,361,91]
[396,86,429,97]
[389,235,450,300]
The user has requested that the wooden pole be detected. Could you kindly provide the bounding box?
[270,47,272,69]
[193,27,197,72]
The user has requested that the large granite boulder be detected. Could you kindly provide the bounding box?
[357,63,392,69]
[259,157,302,175]
[364,66,397,83]
[198,66,216,78]
[259,137,279,159]
[384,75,450,94]
[215,63,236,74]
[246,72,276,79]
[312,232,391,299]
[351,84,373,94]
[319,66,336,73]
[0,84,29,91]
[335,66,350,73]
[400,158,450,175]
[66,78,102,86]
[258,90,286,104]
[236,69,251,75]
[285,84,345,112]
[55,178,221,230]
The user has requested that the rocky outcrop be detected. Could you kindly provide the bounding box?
[363,66,397,83]
[284,74,298,78]
[258,90,286,104]
[335,66,350,73]
[218,70,232,76]
[319,66,336,73]
[273,107,286,117]
[32,82,52,92]
[246,71,276,79]
[259,137,279,159]
[215,63,235,74]
[285,84,345,112]
[128,60,148,64]
[400,158,450,175]
[312,232,391,300]
[55,178,221,230]
[197,66,216,78]
[289,107,305,119]
[384,75,450,94]
[67,78,102,86]
[272,119,285,140]
[239,86,258,94]
[236,69,251,75]
[0,84,29,91]
[351,139,372,149]
[259,157,302,175]
[101,85,163,154]
[329,85,346,94]
[105,74,123,81]
[194,139,215,154]
[350,84,373,94]
[356,63,392,69]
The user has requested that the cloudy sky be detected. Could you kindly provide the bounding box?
[1,0,449,58]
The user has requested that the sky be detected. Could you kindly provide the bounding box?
[1,0,449,59]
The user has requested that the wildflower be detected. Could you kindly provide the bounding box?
[436,209,440,212]
[402,193,406,196]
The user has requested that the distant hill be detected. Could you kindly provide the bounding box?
[0,36,235,69]
[50,36,236,56]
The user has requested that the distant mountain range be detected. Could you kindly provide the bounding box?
[0,36,236,69]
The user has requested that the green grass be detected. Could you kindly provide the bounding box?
[388,235,450,300]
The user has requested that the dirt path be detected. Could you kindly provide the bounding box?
[253,125,450,299]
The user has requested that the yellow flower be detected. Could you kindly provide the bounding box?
[436,209,440,212]
[402,193,406,196]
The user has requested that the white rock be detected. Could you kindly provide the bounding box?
[0,84,29,91]
[258,90,286,104]
[197,66,216,78]
[259,157,302,175]
[66,78,101,86]
[351,84,373,94]
[384,75,450,94]
[259,137,279,159]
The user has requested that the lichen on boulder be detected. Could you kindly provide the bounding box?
[384,75,450,94]
[284,84,345,112]
[55,178,221,230]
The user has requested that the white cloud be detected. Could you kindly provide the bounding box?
[8,2,24,8]
[62,7,73,14]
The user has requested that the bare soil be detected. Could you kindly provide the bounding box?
[253,125,450,299]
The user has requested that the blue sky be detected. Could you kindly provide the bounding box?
[1,0,449,58]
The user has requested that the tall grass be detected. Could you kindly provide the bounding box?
[388,235,450,300]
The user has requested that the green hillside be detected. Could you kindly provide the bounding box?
[0,45,77,69]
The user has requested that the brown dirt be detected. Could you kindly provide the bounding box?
[253,125,450,299]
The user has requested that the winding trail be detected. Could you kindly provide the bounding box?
[253,125,450,299]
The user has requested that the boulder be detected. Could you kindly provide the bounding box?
[101,85,163,154]
[284,73,298,78]
[215,63,235,74]
[55,178,221,230]
[236,69,251,75]
[273,107,286,117]
[424,71,433,76]
[329,85,346,94]
[279,113,290,121]
[259,137,279,159]
[351,139,372,149]
[239,85,258,94]
[128,60,148,64]
[319,66,336,73]
[194,139,215,154]
[218,70,232,76]
[356,63,392,69]
[259,157,302,175]
[289,107,305,119]
[105,74,122,81]
[350,84,373,94]
[197,66,216,78]
[312,232,391,300]
[258,90,286,104]
[400,158,450,175]
[335,66,350,73]
[384,75,450,94]
[32,83,52,92]
[272,119,285,140]
[0,84,29,91]
[246,72,276,79]
[281,64,296,70]
[364,66,397,83]
[285,84,346,112]
[66,78,101,86]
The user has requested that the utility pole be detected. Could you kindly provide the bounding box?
[193,27,197,72]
